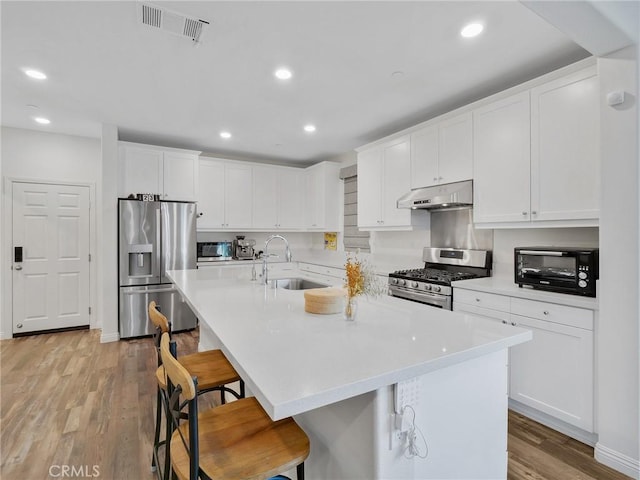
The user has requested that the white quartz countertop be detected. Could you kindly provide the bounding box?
[167,268,531,420]
[452,276,599,310]
[197,250,421,275]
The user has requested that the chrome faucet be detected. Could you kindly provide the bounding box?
[262,234,292,285]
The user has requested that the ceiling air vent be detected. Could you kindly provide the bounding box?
[138,2,209,44]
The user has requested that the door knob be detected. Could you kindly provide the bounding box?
[15,265,22,271]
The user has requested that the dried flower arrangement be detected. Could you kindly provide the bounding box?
[344,254,384,319]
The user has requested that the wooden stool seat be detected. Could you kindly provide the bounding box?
[170,397,309,480]
[179,349,241,392]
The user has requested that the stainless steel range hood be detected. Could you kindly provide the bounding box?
[397,180,473,210]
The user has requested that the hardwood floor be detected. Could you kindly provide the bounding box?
[0,329,631,480]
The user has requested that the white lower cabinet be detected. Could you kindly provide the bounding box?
[509,313,594,432]
[454,288,595,434]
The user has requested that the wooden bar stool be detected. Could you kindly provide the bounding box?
[159,332,310,480]
[149,301,245,479]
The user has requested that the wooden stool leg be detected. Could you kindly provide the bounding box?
[297,462,305,480]
[151,387,163,473]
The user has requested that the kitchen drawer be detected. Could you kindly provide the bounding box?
[453,288,510,312]
[510,297,593,330]
[453,302,510,323]
[299,262,344,279]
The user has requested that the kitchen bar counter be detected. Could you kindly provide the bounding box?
[167,266,531,479]
[167,267,531,420]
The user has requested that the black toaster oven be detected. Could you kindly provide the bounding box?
[515,247,599,297]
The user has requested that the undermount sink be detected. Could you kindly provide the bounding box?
[268,278,329,290]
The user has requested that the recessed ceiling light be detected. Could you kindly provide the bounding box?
[24,69,47,80]
[461,23,484,38]
[34,117,50,125]
[303,124,316,133]
[220,131,232,139]
[274,68,292,80]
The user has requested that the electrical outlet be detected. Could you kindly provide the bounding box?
[389,415,406,451]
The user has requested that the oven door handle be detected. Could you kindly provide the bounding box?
[389,286,450,308]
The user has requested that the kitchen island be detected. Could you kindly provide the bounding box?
[167,267,531,479]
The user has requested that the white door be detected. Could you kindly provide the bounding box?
[163,152,198,201]
[473,91,531,224]
[12,182,90,334]
[438,112,473,184]
[530,67,600,222]
[410,124,439,188]
[224,163,253,229]
[252,165,278,229]
[197,160,226,229]
[382,137,412,227]
[277,169,304,229]
[357,148,383,228]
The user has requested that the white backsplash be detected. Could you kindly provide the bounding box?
[492,227,599,276]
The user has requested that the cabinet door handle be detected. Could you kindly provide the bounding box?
[543,310,549,315]
[502,320,508,324]
[531,211,537,215]
[433,177,438,182]
[475,298,480,302]
[522,211,528,216]
[511,322,517,326]
[438,176,443,180]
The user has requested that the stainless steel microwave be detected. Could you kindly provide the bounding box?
[197,241,232,262]
[515,247,599,297]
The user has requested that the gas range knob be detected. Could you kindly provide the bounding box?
[391,278,398,285]
[411,281,418,288]
[424,284,431,291]
[578,272,587,280]
[432,286,441,293]
[399,279,406,286]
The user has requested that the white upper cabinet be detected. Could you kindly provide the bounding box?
[473,64,599,228]
[118,142,199,201]
[252,165,304,230]
[304,161,341,231]
[276,168,305,229]
[358,136,429,230]
[357,147,384,228]
[410,124,438,189]
[252,165,279,229]
[473,91,532,224]
[411,112,472,188]
[530,67,600,222]
[197,159,252,230]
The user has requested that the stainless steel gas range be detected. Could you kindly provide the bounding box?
[388,247,492,310]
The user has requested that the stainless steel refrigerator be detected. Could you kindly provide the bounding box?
[118,199,197,338]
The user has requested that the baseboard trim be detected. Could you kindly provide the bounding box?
[508,399,598,446]
[0,331,10,340]
[595,443,640,479]
[100,331,120,343]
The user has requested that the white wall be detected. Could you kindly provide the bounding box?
[596,46,639,477]
[98,124,119,342]
[0,127,101,338]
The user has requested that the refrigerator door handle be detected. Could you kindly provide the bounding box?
[155,206,162,279]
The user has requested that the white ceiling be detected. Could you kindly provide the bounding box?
[1,1,590,165]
